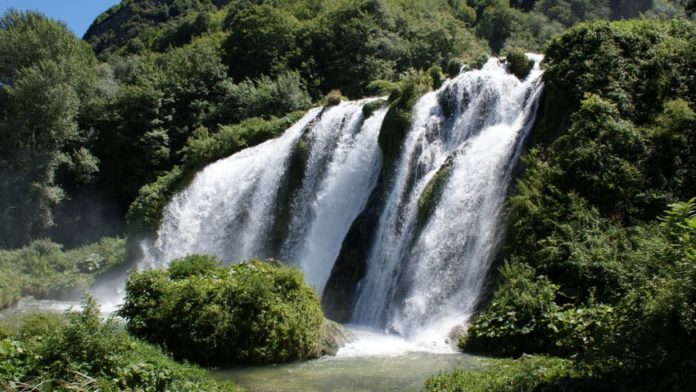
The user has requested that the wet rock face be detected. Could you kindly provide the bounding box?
[446,325,466,349]
[315,319,355,357]
[321,179,386,323]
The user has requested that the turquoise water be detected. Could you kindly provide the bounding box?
[212,352,483,392]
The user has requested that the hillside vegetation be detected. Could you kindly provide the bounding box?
[2,0,692,248]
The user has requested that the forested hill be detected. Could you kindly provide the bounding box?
[84,0,695,59]
[84,0,233,55]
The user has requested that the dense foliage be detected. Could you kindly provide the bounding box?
[0,11,99,247]
[424,356,575,392]
[460,19,696,390]
[119,255,325,365]
[1,9,314,246]
[0,296,234,391]
[0,237,126,310]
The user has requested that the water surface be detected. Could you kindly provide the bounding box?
[212,352,483,392]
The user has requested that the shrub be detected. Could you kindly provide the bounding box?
[119,256,324,365]
[0,296,233,391]
[445,58,464,77]
[428,64,446,89]
[324,89,344,106]
[424,356,574,392]
[362,99,388,118]
[217,71,312,123]
[504,48,534,80]
[169,254,221,279]
[461,262,561,357]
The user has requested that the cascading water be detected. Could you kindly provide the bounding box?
[144,100,386,295]
[281,106,386,294]
[351,56,544,349]
[142,108,319,269]
[142,54,544,354]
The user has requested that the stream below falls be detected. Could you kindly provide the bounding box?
[212,352,482,392]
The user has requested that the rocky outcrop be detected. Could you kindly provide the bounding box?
[321,179,386,322]
[314,319,354,357]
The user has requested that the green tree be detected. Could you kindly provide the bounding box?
[92,41,234,208]
[0,10,98,247]
[223,5,301,80]
[476,2,527,52]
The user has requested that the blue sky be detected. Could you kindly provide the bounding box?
[1,0,121,38]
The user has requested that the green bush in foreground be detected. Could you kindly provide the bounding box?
[119,256,324,365]
[0,296,233,391]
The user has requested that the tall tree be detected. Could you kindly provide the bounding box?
[0,10,98,247]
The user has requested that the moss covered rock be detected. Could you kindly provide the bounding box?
[378,72,432,182]
[362,99,388,118]
[504,48,534,80]
[314,319,354,357]
[119,256,324,366]
[417,158,453,232]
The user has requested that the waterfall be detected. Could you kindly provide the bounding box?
[281,106,386,294]
[351,57,544,348]
[145,54,544,351]
[145,100,386,295]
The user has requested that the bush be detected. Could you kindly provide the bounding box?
[428,64,446,89]
[0,296,233,391]
[216,71,312,123]
[169,254,221,279]
[504,48,534,80]
[362,99,388,118]
[324,89,344,106]
[119,256,324,365]
[461,262,561,357]
[424,356,574,392]
[445,58,464,77]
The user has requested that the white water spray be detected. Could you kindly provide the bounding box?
[145,101,385,295]
[352,56,544,351]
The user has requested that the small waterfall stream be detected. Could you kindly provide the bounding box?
[139,55,544,353]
